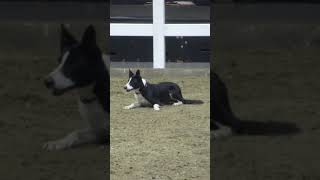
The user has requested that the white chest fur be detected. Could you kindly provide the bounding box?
[77,85,108,130]
[78,99,108,130]
[134,92,150,106]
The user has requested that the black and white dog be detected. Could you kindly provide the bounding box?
[43,25,109,150]
[211,71,300,140]
[211,72,239,140]
[123,69,203,111]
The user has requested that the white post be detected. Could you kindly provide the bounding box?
[110,0,210,68]
[153,0,165,69]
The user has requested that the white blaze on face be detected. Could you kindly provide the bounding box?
[125,77,134,90]
[48,51,75,89]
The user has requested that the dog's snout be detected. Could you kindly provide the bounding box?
[123,86,127,90]
[44,77,54,88]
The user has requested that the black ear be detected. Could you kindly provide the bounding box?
[60,24,77,52]
[129,69,134,78]
[81,25,96,48]
[136,69,140,76]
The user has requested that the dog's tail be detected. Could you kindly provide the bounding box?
[182,99,204,104]
[232,119,300,136]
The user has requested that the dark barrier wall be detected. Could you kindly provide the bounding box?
[110,37,210,62]
[212,2,320,180]
[1,0,106,1]
[213,3,320,50]
[110,4,210,62]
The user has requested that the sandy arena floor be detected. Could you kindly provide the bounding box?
[212,48,320,180]
[110,70,210,180]
[0,56,108,180]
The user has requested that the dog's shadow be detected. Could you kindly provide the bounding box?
[236,119,301,136]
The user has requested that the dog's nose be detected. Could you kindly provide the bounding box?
[123,86,127,90]
[44,77,54,88]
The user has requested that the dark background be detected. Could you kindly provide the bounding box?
[212,1,320,180]
[1,0,320,3]
[0,1,109,180]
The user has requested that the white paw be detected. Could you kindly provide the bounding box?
[123,103,135,109]
[42,139,71,151]
[173,101,183,106]
[153,104,160,111]
[211,128,233,141]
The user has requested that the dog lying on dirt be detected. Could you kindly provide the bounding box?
[211,71,300,140]
[123,69,203,111]
[43,25,109,150]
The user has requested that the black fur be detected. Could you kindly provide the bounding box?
[211,72,240,130]
[56,25,109,113]
[211,71,300,136]
[43,25,109,150]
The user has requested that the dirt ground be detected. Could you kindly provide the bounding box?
[0,57,108,180]
[0,21,110,179]
[110,70,210,180]
[212,48,320,180]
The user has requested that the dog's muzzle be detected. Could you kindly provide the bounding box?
[44,77,66,96]
[123,86,131,92]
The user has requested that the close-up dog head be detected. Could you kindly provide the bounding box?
[123,69,145,92]
[44,24,103,96]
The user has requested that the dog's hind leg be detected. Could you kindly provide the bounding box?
[169,89,184,106]
[43,128,98,151]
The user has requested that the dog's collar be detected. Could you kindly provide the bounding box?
[135,91,141,95]
[80,96,97,104]
[137,85,146,93]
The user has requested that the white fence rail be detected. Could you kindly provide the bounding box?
[110,0,210,69]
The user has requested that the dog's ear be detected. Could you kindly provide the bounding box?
[136,69,140,76]
[60,24,77,52]
[81,25,96,48]
[129,69,134,78]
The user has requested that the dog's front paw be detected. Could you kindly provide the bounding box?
[123,103,137,110]
[123,106,130,109]
[123,105,132,110]
[211,128,233,141]
[153,104,160,111]
[43,139,71,151]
